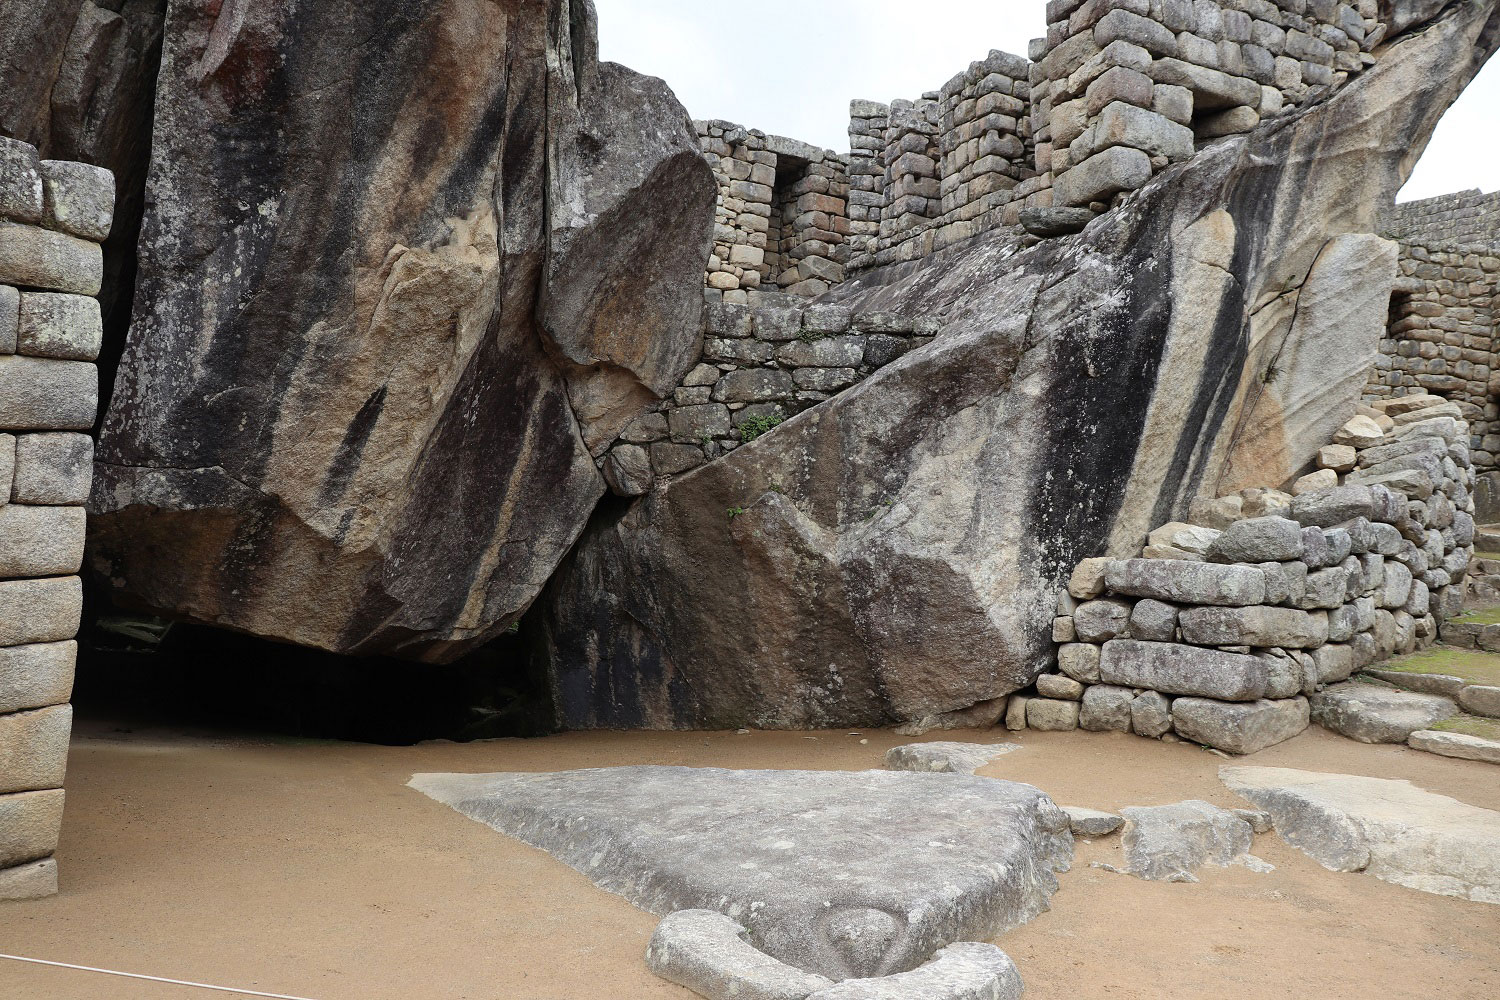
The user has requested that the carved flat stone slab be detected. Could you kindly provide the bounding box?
[1114,800,1269,881]
[410,767,1072,979]
[1222,766,1500,904]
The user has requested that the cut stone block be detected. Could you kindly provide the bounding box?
[16,291,102,361]
[0,576,82,647]
[1057,643,1102,683]
[0,641,75,713]
[0,285,16,353]
[1206,516,1303,563]
[1106,559,1266,606]
[1221,766,1500,903]
[0,138,43,224]
[1409,730,1500,765]
[0,356,97,430]
[1054,146,1152,207]
[884,742,1019,776]
[1171,697,1310,754]
[1290,486,1375,528]
[645,909,834,1000]
[1036,673,1084,700]
[11,431,93,504]
[1063,806,1123,837]
[1099,640,1267,701]
[1118,800,1258,881]
[410,767,1071,980]
[0,789,64,868]
[1178,606,1329,649]
[0,504,85,577]
[39,160,115,242]
[1080,684,1133,732]
[1310,682,1457,744]
[1027,698,1081,731]
[0,856,57,900]
[1072,598,1132,642]
[1130,690,1173,737]
[806,942,1023,1000]
[0,704,72,793]
[0,221,102,296]
[1460,686,1500,718]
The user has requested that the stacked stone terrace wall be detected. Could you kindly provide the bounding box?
[598,294,937,497]
[1032,0,1381,211]
[1367,192,1500,472]
[0,137,112,901]
[1021,396,1474,753]
[698,122,850,300]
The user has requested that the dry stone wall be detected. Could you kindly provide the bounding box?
[599,293,937,496]
[698,122,850,300]
[706,1,1402,288]
[1024,395,1475,753]
[0,137,111,901]
[1366,192,1500,473]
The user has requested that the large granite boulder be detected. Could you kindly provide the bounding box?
[535,2,1500,729]
[88,0,715,660]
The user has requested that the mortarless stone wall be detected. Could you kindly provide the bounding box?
[0,136,112,901]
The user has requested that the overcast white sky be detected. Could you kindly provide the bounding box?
[595,0,1499,203]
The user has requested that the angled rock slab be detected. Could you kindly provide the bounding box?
[410,767,1072,980]
[1221,766,1500,904]
[1408,730,1500,765]
[807,942,1022,1000]
[1063,806,1124,837]
[1117,800,1265,881]
[646,910,834,1000]
[1310,682,1457,743]
[885,742,1020,775]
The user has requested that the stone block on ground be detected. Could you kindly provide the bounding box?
[410,767,1071,980]
[1408,730,1500,765]
[884,742,1019,776]
[1027,698,1081,731]
[645,909,834,1000]
[1099,640,1267,701]
[0,788,64,868]
[1221,766,1500,903]
[806,942,1023,1000]
[1171,697,1310,755]
[1080,685,1133,732]
[0,856,57,901]
[1118,801,1260,881]
[1130,690,1173,737]
[1063,807,1124,837]
[1310,682,1457,744]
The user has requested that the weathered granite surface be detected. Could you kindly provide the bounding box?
[536,1,1500,729]
[89,0,715,660]
[409,766,1072,980]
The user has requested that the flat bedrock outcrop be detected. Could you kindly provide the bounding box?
[409,766,1072,980]
[88,0,715,660]
[536,1,1500,729]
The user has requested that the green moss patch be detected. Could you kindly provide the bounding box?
[1430,714,1500,741]
[1379,648,1500,686]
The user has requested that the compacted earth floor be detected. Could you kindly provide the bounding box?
[1,716,1497,999]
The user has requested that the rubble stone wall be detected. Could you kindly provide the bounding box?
[1027,396,1475,753]
[598,292,938,496]
[698,122,850,301]
[0,137,112,901]
[1367,192,1500,473]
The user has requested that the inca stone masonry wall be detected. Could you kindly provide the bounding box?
[598,293,937,496]
[0,137,112,901]
[702,0,1395,288]
[1028,397,1475,753]
[1365,192,1500,474]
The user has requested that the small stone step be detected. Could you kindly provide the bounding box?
[1409,729,1500,765]
[1310,681,1457,744]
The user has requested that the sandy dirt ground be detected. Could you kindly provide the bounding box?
[1,716,1497,999]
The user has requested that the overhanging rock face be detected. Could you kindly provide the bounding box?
[535,1,1500,729]
[86,0,715,661]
